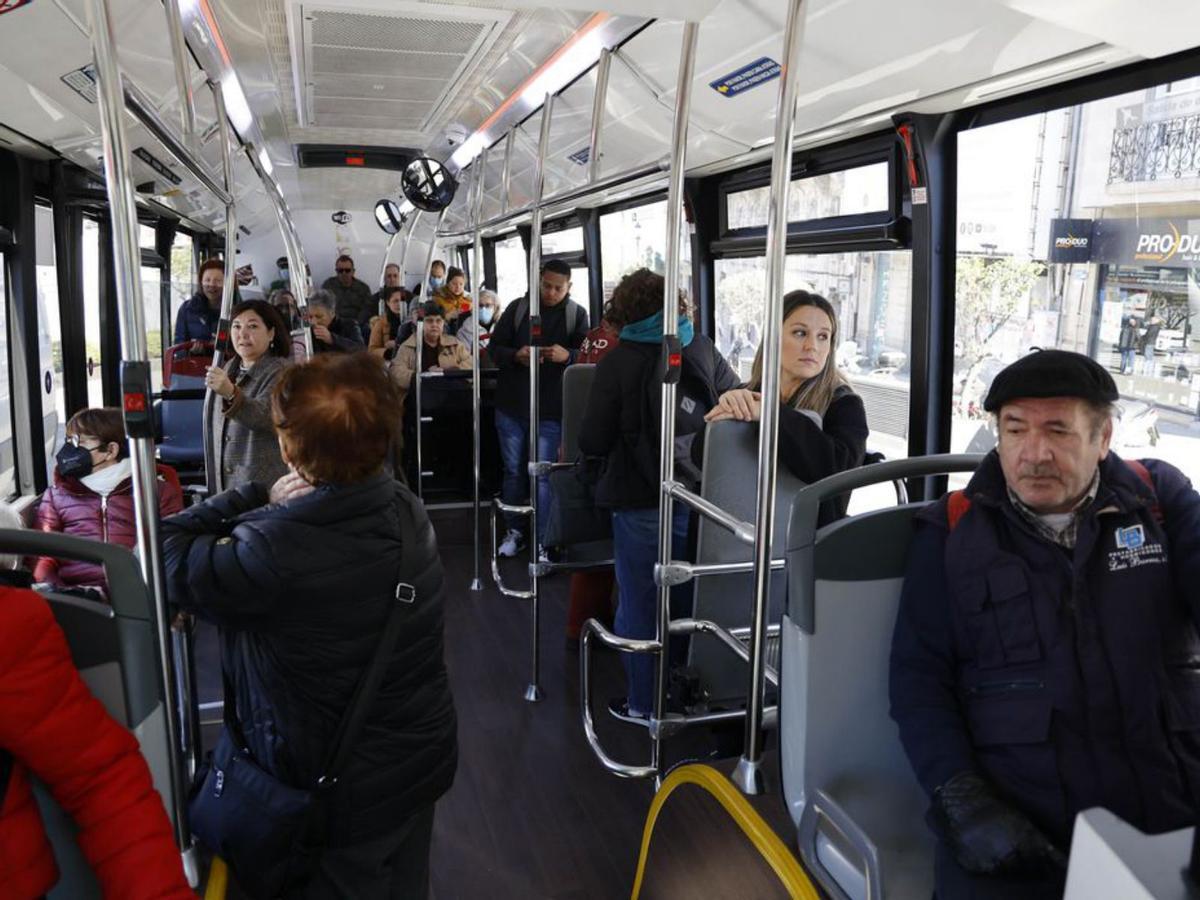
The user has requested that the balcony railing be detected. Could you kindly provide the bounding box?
[1108,113,1200,184]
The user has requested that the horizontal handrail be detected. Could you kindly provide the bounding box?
[122,79,233,206]
[664,481,756,545]
[493,498,533,517]
[656,557,785,586]
[580,618,659,779]
[671,618,779,689]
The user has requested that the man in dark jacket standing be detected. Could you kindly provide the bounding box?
[321,254,373,327]
[489,259,589,560]
[1117,315,1139,374]
[890,349,1200,899]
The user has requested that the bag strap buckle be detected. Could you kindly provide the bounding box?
[396,582,416,604]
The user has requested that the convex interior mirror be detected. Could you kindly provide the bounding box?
[374,199,406,235]
[401,157,457,213]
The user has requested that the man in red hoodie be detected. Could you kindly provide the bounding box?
[0,532,192,899]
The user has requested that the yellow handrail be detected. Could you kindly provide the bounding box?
[630,763,820,899]
[203,856,228,900]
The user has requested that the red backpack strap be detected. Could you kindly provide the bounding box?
[1125,459,1163,525]
[946,490,972,531]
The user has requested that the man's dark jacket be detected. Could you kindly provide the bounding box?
[161,474,457,843]
[890,450,1200,850]
[173,292,219,344]
[488,296,589,421]
[313,315,365,354]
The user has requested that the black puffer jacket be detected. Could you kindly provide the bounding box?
[161,474,456,843]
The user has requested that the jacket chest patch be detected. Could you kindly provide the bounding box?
[680,397,696,415]
[1108,524,1166,572]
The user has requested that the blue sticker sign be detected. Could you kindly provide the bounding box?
[710,57,781,98]
[568,146,591,166]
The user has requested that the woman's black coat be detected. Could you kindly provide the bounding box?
[161,473,457,844]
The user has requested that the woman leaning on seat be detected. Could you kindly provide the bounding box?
[35,408,183,599]
[162,352,457,898]
[700,288,868,522]
[204,299,292,493]
[578,268,740,722]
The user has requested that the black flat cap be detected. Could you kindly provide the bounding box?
[983,349,1118,412]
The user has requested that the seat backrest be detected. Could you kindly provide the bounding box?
[0,531,175,900]
[560,364,596,460]
[158,373,206,465]
[687,420,804,705]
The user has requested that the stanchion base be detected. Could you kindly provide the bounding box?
[470,578,483,591]
[181,843,201,888]
[524,683,543,703]
[731,755,767,795]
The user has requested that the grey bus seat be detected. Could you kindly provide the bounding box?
[687,420,805,706]
[0,530,175,900]
[780,455,982,900]
[558,364,610,564]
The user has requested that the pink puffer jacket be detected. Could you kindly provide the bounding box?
[33,464,184,590]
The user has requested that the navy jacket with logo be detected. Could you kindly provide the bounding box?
[890,450,1200,847]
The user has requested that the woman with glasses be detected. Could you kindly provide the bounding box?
[34,408,183,600]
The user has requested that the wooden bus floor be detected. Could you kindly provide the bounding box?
[196,506,795,898]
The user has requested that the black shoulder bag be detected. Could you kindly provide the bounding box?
[189,581,415,899]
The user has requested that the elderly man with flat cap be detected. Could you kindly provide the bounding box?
[890,349,1200,898]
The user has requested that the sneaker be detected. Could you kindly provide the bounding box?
[607,698,650,725]
[537,545,552,565]
[498,528,525,558]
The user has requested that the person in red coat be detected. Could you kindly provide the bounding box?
[0,537,192,897]
[35,408,183,598]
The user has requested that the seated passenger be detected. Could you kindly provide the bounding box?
[701,289,867,522]
[0,502,193,898]
[578,269,738,721]
[307,289,365,353]
[173,258,226,345]
[425,259,447,298]
[35,409,183,599]
[203,300,292,493]
[320,254,373,328]
[367,286,410,361]
[454,288,498,360]
[889,349,1200,899]
[162,352,457,896]
[387,301,471,399]
[431,266,471,329]
[269,287,303,331]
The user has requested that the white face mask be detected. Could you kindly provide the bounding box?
[478,306,495,326]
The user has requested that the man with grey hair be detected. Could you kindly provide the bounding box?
[306,289,364,354]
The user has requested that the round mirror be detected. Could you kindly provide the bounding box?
[400,157,457,213]
[373,199,405,235]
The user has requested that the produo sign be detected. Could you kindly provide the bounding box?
[1048,218,1200,268]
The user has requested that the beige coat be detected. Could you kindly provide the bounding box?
[387,333,471,399]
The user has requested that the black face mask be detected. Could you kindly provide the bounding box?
[56,443,96,478]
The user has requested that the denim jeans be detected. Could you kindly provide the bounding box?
[1120,348,1137,374]
[612,505,693,715]
[494,408,561,545]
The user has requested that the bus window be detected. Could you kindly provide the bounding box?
[954,75,1200,488]
[601,201,668,299]
[169,231,194,341]
[82,219,104,408]
[714,250,913,513]
[139,223,156,251]
[34,205,65,463]
[569,268,590,311]
[541,226,583,257]
[494,232,527,302]
[141,266,164,393]
[725,162,890,230]
[0,258,13,499]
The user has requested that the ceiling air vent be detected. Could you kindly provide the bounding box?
[287,2,511,133]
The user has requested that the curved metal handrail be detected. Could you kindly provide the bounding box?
[579,618,659,780]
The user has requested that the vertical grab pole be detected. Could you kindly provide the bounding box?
[415,315,426,500]
[161,0,196,150]
[378,230,401,316]
[420,209,447,301]
[85,0,196,883]
[587,48,612,184]
[651,21,700,783]
[732,0,808,797]
[525,94,555,703]
[201,79,238,496]
[399,210,423,296]
[470,148,488,592]
[500,129,515,217]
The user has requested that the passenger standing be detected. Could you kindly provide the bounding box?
[368,286,411,361]
[35,408,183,599]
[162,352,457,898]
[578,269,739,721]
[1117,315,1139,375]
[203,299,292,493]
[308,289,365,354]
[702,290,868,522]
[454,288,498,359]
[173,258,226,344]
[1139,315,1162,375]
[321,255,373,328]
[490,259,589,560]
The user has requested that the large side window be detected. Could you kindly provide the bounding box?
[493,232,527,304]
[598,199,691,305]
[170,230,195,338]
[0,256,14,498]
[34,204,64,465]
[82,219,104,408]
[955,76,1200,486]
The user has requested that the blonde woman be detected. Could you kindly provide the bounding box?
[703,289,868,520]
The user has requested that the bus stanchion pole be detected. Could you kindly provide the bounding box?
[732,0,809,797]
[85,0,196,881]
[525,93,556,703]
[650,20,700,786]
[470,147,488,592]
